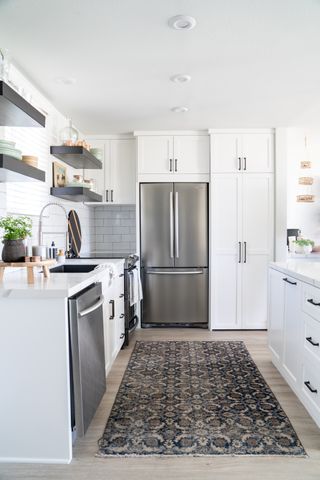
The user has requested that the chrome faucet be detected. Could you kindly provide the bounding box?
[38,202,69,254]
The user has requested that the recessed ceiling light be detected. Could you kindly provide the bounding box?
[171,106,189,113]
[54,76,77,85]
[170,74,192,84]
[168,15,197,30]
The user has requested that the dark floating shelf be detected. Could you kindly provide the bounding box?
[0,81,46,128]
[50,146,102,169]
[50,187,102,202]
[0,154,46,182]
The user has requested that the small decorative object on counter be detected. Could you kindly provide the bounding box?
[0,215,32,262]
[57,249,65,263]
[32,245,47,260]
[293,238,314,254]
[59,118,79,146]
[48,241,58,259]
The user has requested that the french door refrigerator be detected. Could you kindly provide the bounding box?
[140,183,208,327]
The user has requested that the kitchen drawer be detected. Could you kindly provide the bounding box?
[301,354,320,415]
[303,312,320,362]
[302,283,320,323]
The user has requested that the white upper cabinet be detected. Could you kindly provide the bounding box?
[211,132,274,173]
[138,136,173,174]
[86,137,136,204]
[173,136,210,174]
[108,139,136,204]
[211,133,241,173]
[137,135,209,175]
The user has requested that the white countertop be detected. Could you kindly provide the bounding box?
[0,258,124,298]
[270,258,320,288]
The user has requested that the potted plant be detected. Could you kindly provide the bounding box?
[0,216,32,262]
[293,238,314,255]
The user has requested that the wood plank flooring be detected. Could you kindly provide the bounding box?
[1,329,320,480]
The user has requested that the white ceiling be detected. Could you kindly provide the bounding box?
[1,0,320,133]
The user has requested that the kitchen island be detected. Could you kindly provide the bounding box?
[0,258,124,464]
[268,259,320,432]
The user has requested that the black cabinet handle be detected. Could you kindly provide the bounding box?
[119,273,124,278]
[106,190,109,202]
[169,158,173,172]
[174,159,178,172]
[120,333,125,339]
[244,241,247,263]
[120,313,125,319]
[111,189,114,202]
[306,336,319,347]
[307,298,320,307]
[119,293,124,298]
[109,299,115,319]
[238,241,241,263]
[243,157,247,171]
[304,381,318,394]
[238,157,241,171]
[283,278,297,285]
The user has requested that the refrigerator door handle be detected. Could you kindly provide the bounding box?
[146,270,203,275]
[170,191,174,258]
[175,191,179,258]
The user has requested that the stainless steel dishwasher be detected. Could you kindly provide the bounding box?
[68,282,106,439]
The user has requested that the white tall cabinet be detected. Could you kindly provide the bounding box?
[210,130,274,329]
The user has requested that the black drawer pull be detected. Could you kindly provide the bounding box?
[119,313,125,319]
[109,299,115,320]
[304,381,318,394]
[120,333,125,339]
[283,278,297,285]
[307,298,320,307]
[306,336,319,347]
[119,293,124,298]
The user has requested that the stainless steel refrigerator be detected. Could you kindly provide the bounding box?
[140,183,208,327]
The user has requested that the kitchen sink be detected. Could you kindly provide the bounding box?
[50,264,98,273]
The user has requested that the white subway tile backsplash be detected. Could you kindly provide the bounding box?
[93,205,136,253]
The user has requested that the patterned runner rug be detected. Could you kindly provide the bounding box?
[97,341,306,456]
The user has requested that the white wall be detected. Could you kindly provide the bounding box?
[287,127,320,245]
[0,66,95,255]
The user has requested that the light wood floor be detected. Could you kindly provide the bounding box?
[1,329,320,480]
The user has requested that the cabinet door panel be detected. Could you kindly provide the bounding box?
[283,278,302,385]
[138,136,173,174]
[268,268,285,361]
[173,136,209,174]
[212,255,240,329]
[110,139,136,204]
[211,174,241,329]
[211,134,241,173]
[211,174,241,254]
[242,133,274,173]
[242,174,273,254]
[85,139,108,199]
[242,254,269,329]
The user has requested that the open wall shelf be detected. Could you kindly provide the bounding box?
[0,81,46,127]
[50,187,102,202]
[50,146,102,169]
[0,154,46,182]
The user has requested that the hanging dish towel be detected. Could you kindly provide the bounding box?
[129,268,143,306]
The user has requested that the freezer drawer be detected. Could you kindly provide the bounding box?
[142,268,208,325]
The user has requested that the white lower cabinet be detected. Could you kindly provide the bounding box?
[101,262,125,375]
[268,267,320,427]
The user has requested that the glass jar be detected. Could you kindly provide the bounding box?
[59,118,79,146]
